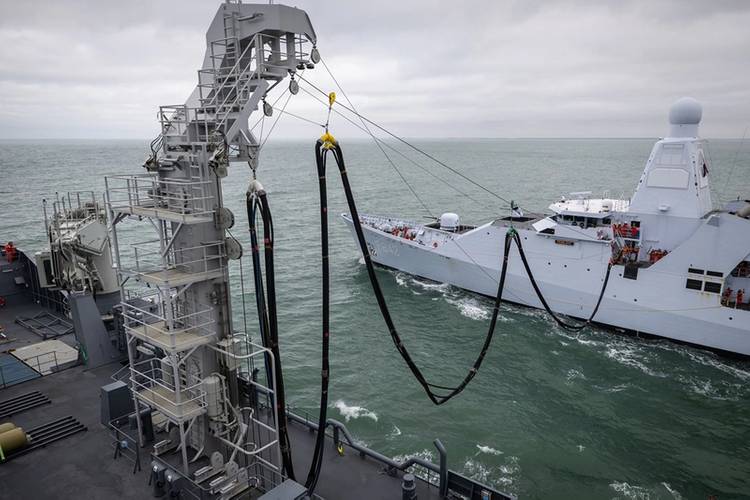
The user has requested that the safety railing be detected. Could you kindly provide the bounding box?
[129,358,207,421]
[105,174,216,221]
[128,240,225,282]
[121,299,216,350]
[159,105,189,138]
[356,213,424,232]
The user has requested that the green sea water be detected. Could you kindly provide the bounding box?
[1,138,749,499]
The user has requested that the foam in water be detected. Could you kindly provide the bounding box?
[609,480,683,500]
[609,481,651,499]
[333,400,378,422]
[476,444,503,455]
[604,344,667,378]
[565,369,586,383]
[446,296,491,321]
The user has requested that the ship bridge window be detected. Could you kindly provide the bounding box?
[648,168,689,189]
[657,144,686,166]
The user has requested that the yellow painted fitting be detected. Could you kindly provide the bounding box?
[320,131,337,150]
[0,423,17,434]
[0,427,28,454]
[328,92,336,106]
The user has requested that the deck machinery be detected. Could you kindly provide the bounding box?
[104,2,317,495]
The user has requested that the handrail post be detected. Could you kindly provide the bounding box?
[433,439,448,498]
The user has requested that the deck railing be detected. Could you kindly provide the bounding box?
[105,174,215,220]
[121,298,215,349]
[129,358,207,420]
[128,240,225,279]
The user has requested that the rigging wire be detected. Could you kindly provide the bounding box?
[297,76,625,243]
[717,126,748,206]
[228,228,250,339]
[319,58,434,218]
[297,84,499,215]
[297,72,517,209]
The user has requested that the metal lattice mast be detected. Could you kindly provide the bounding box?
[104,1,316,488]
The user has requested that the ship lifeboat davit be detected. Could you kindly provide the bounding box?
[439,212,460,232]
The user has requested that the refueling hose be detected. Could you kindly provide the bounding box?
[317,137,614,407]
[243,134,614,490]
[304,139,332,494]
[246,188,296,480]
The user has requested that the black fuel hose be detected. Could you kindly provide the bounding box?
[512,231,612,331]
[320,139,613,406]
[304,141,332,495]
[246,190,296,480]
[315,140,515,406]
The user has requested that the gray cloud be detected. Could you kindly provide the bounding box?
[1,0,748,139]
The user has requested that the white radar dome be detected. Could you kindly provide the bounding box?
[668,97,702,138]
[439,212,460,231]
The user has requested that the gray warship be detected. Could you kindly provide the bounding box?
[0,2,511,499]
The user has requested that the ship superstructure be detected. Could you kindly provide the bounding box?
[344,98,750,355]
[103,1,318,493]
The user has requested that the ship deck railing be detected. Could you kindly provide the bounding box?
[357,213,425,231]
[129,358,207,422]
[125,239,226,287]
[105,174,216,224]
[121,299,216,352]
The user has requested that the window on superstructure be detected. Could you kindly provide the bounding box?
[685,279,702,290]
[703,282,722,294]
[658,144,685,165]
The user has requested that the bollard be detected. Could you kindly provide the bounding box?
[402,473,417,500]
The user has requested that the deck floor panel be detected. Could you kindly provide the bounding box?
[135,385,205,422]
[126,320,215,351]
[115,205,213,224]
[139,267,224,287]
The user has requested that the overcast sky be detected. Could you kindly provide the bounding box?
[1,0,749,139]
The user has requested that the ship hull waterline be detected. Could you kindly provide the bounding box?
[342,214,750,357]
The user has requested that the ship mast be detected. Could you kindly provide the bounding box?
[104,0,316,487]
